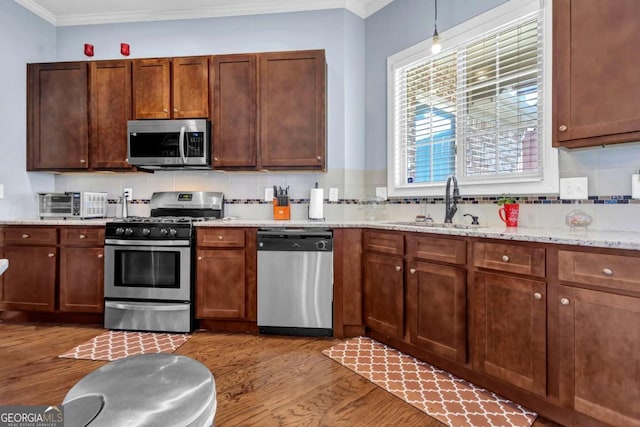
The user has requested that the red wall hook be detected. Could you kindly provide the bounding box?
[84,43,94,57]
[121,43,130,56]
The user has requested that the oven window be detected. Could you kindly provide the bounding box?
[115,249,180,288]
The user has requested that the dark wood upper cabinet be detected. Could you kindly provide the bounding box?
[211,54,257,169]
[132,58,171,119]
[172,56,209,119]
[553,0,640,148]
[133,56,209,119]
[259,50,326,170]
[89,60,133,170]
[27,62,89,170]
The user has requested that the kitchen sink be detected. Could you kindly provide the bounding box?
[388,221,487,230]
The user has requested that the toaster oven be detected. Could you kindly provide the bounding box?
[38,192,108,219]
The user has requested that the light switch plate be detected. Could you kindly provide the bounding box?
[375,186,388,200]
[559,177,588,200]
[632,174,640,199]
[329,188,339,202]
[265,187,274,202]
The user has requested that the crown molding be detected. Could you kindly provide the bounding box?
[14,0,394,27]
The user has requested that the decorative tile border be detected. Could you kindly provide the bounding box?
[110,195,640,205]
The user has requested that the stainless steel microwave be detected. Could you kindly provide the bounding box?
[127,119,211,169]
[38,192,108,219]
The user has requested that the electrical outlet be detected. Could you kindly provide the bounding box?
[375,186,388,200]
[559,177,588,200]
[123,187,133,201]
[329,188,339,202]
[0,184,3,200]
[632,174,640,199]
[265,187,274,202]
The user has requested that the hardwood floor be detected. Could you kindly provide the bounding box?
[0,323,562,426]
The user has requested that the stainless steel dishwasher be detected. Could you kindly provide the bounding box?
[257,228,333,337]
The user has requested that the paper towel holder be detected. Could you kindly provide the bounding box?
[309,182,325,221]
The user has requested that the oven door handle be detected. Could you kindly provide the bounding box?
[179,126,187,164]
[104,239,191,247]
[105,301,188,312]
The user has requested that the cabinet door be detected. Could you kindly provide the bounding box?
[211,54,257,168]
[558,286,640,426]
[59,247,104,313]
[196,248,246,319]
[89,60,133,169]
[363,252,404,338]
[133,58,171,119]
[473,272,546,396]
[172,56,209,118]
[0,246,56,312]
[259,50,326,169]
[27,62,89,170]
[553,0,640,147]
[407,260,466,363]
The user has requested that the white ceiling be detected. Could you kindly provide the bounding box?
[15,0,394,26]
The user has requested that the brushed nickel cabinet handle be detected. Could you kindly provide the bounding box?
[47,253,54,258]
[409,268,416,274]
[163,108,169,113]
[97,253,103,259]
[559,125,568,132]
[22,234,29,239]
[395,265,402,272]
[197,256,203,261]
[316,156,322,161]
[533,292,542,300]
[173,108,178,113]
[602,268,614,276]
[80,159,86,163]
[218,235,223,240]
[214,157,219,162]
[560,297,570,306]
[502,255,510,262]
[79,234,87,239]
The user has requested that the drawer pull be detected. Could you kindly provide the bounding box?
[79,234,87,239]
[409,268,416,274]
[22,234,30,239]
[559,125,568,132]
[395,266,402,272]
[560,297,570,306]
[533,292,542,300]
[47,253,54,258]
[197,256,203,261]
[97,253,103,259]
[80,159,86,164]
[502,255,510,262]
[602,268,614,277]
[218,235,223,240]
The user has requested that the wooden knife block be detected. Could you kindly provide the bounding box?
[273,198,290,220]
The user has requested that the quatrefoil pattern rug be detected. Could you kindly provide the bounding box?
[59,330,192,361]
[323,336,537,427]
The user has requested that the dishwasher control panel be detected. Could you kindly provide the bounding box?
[257,228,333,252]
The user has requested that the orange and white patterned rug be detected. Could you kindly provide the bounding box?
[58,330,192,361]
[323,336,537,427]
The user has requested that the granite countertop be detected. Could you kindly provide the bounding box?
[1,218,640,251]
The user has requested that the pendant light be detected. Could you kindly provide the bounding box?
[431,0,442,54]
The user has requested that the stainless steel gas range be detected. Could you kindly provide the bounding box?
[103,191,224,333]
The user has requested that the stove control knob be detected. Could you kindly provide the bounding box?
[168,228,178,237]
[159,228,168,236]
[115,227,125,236]
[124,228,134,236]
[141,228,151,236]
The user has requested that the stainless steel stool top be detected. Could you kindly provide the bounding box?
[62,353,216,427]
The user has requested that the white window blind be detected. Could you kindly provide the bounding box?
[388,0,556,197]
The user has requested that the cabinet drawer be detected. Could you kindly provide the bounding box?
[0,227,57,245]
[60,227,105,246]
[197,228,245,248]
[474,242,545,278]
[407,235,466,265]
[558,250,640,293]
[363,231,403,256]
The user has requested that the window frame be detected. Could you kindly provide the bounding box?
[386,0,557,198]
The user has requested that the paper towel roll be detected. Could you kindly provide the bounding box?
[309,187,324,219]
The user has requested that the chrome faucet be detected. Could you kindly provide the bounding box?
[444,175,460,223]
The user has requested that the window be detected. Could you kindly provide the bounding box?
[387,0,558,197]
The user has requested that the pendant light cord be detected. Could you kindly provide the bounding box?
[434,0,438,33]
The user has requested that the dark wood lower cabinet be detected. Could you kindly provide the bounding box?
[558,285,640,426]
[59,247,104,313]
[473,271,547,396]
[0,246,57,312]
[196,248,246,319]
[363,252,404,338]
[406,260,466,363]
